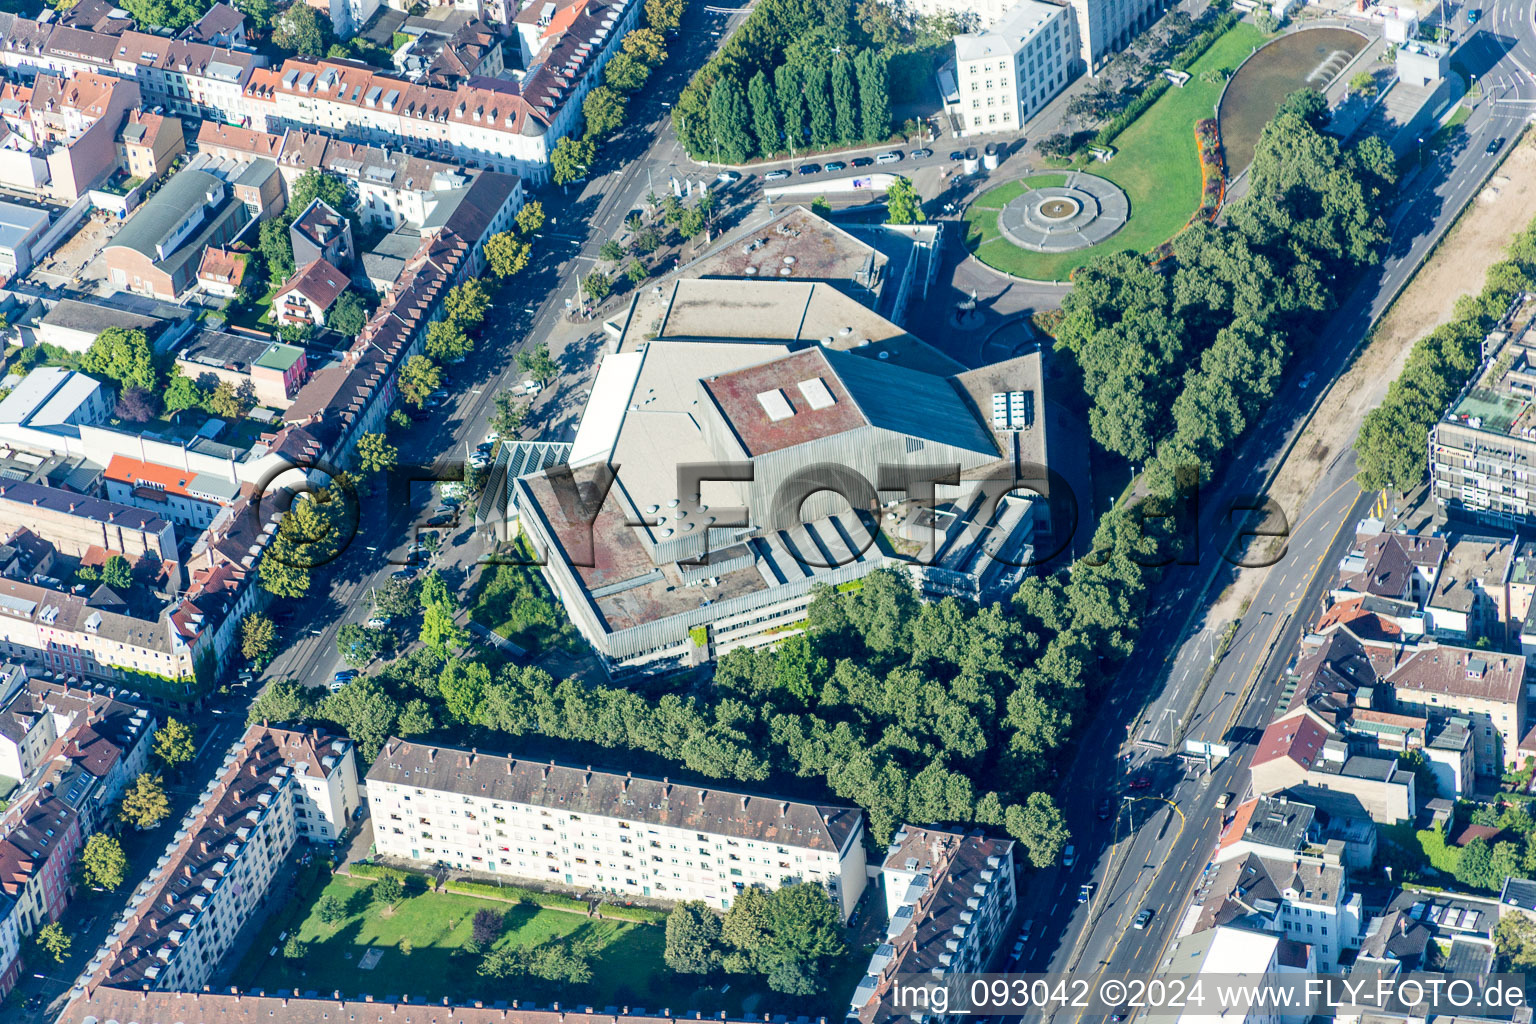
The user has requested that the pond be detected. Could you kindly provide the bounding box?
[1217,27,1368,175]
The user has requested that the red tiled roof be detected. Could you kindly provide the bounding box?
[274,257,348,311]
[1253,714,1330,770]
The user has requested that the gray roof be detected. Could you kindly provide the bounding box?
[178,328,273,374]
[1239,795,1315,851]
[1500,875,1536,911]
[368,738,862,853]
[110,169,225,258]
[39,298,161,336]
[0,200,48,252]
[824,347,1000,457]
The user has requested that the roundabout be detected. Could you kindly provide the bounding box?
[995,173,1130,252]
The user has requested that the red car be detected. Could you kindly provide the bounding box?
[1130,775,1152,790]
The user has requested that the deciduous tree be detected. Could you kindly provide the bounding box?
[356,432,398,475]
[153,717,195,771]
[79,833,127,890]
[120,773,171,829]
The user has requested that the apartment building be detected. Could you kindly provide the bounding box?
[1430,297,1536,528]
[366,739,869,919]
[268,726,359,841]
[851,825,1016,1023]
[273,257,349,327]
[1192,845,1363,972]
[290,198,354,271]
[76,723,357,994]
[0,792,82,937]
[117,109,184,184]
[1385,645,1525,776]
[1144,926,1308,1024]
[954,0,1074,135]
[0,671,156,831]
[1249,710,1416,823]
[0,893,18,999]
[1357,888,1498,976]
[305,0,382,40]
[173,331,309,411]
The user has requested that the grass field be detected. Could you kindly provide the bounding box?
[965,20,1265,281]
[230,872,862,1016]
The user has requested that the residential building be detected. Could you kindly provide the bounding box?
[22,71,141,201]
[1356,888,1498,975]
[305,0,382,40]
[0,672,156,832]
[1333,526,1445,608]
[1385,645,1524,776]
[74,723,358,994]
[0,894,18,999]
[273,257,348,327]
[850,825,1016,1023]
[1425,529,1519,643]
[512,277,1048,673]
[103,168,251,300]
[117,109,184,184]
[1248,710,1415,823]
[0,201,49,278]
[1067,0,1162,71]
[173,330,308,408]
[0,792,82,937]
[894,0,1021,30]
[1218,792,1377,871]
[270,727,359,841]
[1191,846,1362,972]
[179,3,247,48]
[102,455,243,532]
[1429,295,1536,528]
[194,246,249,299]
[289,197,354,271]
[366,738,869,918]
[395,16,505,86]
[954,0,1074,135]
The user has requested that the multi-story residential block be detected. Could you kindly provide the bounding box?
[851,825,1016,1023]
[367,739,869,918]
[117,109,185,184]
[954,1,1074,135]
[305,0,381,40]
[74,723,356,994]
[1145,926,1309,1024]
[0,670,156,831]
[179,3,247,48]
[897,0,1021,30]
[270,726,359,841]
[1357,887,1498,976]
[0,792,82,937]
[103,167,251,300]
[1424,529,1519,643]
[1249,710,1416,823]
[289,197,354,271]
[0,893,19,999]
[1191,845,1362,972]
[24,71,140,201]
[1430,297,1536,528]
[1218,792,1377,871]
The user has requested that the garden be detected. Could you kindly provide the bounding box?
[964,20,1265,280]
[229,869,863,1017]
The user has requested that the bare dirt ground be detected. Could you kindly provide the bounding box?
[1204,135,1536,623]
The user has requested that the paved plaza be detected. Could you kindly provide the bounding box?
[996,173,1130,252]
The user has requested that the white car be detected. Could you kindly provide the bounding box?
[520,379,543,396]
[366,616,390,629]
[483,431,500,444]
[716,171,740,183]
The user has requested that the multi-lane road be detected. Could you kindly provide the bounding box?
[1021,4,1536,1014]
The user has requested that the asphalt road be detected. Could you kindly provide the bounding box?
[1018,6,1536,1015]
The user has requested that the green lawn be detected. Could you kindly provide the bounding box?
[966,20,1265,280]
[231,873,856,1017]
[223,281,279,333]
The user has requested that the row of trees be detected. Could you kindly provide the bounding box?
[1055,91,1396,497]
[663,884,843,995]
[674,0,892,164]
[550,0,685,186]
[1355,219,1536,491]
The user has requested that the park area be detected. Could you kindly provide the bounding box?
[230,870,863,1017]
[965,20,1267,280]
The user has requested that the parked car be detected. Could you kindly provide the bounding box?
[482,431,500,444]
[910,147,933,158]
[823,160,847,172]
[428,513,455,527]
[519,379,543,396]
[876,151,903,164]
[1134,908,1154,929]
[1078,882,1095,904]
[1062,844,1077,868]
[366,616,391,629]
[716,171,740,183]
[1130,775,1152,790]
[851,157,874,167]
[764,169,791,181]
[798,163,821,175]
[391,567,416,580]
[1097,797,1113,820]
[1469,8,1482,22]
[949,150,966,160]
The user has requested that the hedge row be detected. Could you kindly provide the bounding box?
[1092,78,1171,150]
[345,861,664,921]
[1170,9,1245,73]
